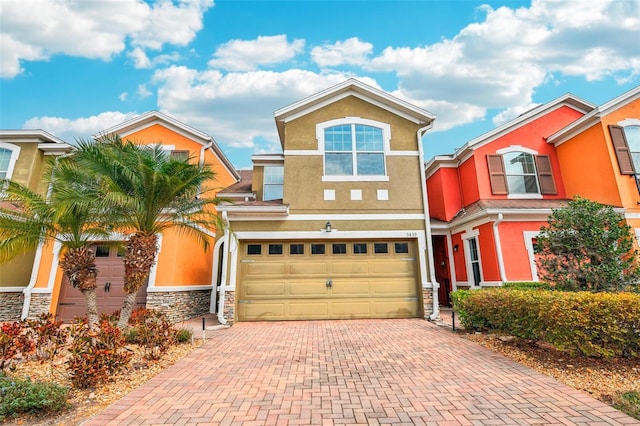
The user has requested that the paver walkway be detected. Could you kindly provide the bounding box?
[84,319,638,425]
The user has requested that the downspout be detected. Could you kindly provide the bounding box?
[417,123,440,320]
[216,211,231,325]
[493,213,507,284]
[200,140,213,167]
[21,243,45,320]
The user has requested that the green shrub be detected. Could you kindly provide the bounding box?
[452,289,640,357]
[613,391,640,420]
[0,373,68,421]
[503,281,551,290]
[174,328,192,343]
[66,319,132,389]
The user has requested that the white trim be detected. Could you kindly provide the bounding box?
[233,229,426,240]
[283,150,321,156]
[0,142,21,179]
[227,213,425,221]
[324,189,335,201]
[386,151,419,157]
[322,175,390,182]
[463,234,483,288]
[146,285,212,292]
[523,231,541,281]
[210,236,225,313]
[46,241,63,291]
[480,281,502,287]
[461,229,479,239]
[619,119,640,127]
[507,193,544,200]
[377,189,389,201]
[495,145,539,155]
[350,189,362,201]
[30,288,53,294]
[0,287,27,292]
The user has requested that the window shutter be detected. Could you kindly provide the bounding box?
[534,155,557,195]
[487,155,508,194]
[609,125,635,175]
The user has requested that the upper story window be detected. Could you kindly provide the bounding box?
[318,118,390,182]
[263,166,284,201]
[487,149,556,197]
[0,143,21,180]
[610,123,640,181]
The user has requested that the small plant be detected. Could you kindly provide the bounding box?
[174,328,192,343]
[0,373,69,421]
[129,309,177,360]
[612,391,640,420]
[66,319,132,389]
[0,322,35,371]
[25,313,69,362]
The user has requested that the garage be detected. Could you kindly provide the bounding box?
[56,243,147,322]
[236,239,421,321]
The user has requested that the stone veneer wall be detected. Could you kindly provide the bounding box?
[422,287,434,320]
[223,291,235,325]
[145,289,212,323]
[26,293,52,319]
[0,292,24,322]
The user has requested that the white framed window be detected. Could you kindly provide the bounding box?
[0,143,21,180]
[263,166,284,201]
[317,118,390,182]
[503,151,539,194]
[488,147,555,198]
[462,229,483,287]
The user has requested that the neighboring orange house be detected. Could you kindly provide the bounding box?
[548,86,640,232]
[22,112,239,323]
[426,94,595,304]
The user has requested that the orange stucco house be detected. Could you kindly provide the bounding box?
[21,112,239,323]
[426,85,640,304]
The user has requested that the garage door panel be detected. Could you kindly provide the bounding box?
[288,301,329,318]
[331,300,372,316]
[242,281,286,297]
[331,261,369,275]
[289,262,328,276]
[372,260,414,275]
[243,262,286,277]
[372,278,417,295]
[289,281,329,296]
[330,280,370,296]
[374,299,419,317]
[239,302,285,321]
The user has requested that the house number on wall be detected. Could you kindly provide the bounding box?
[406,232,418,238]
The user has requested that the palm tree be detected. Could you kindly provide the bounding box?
[74,135,222,329]
[0,157,113,327]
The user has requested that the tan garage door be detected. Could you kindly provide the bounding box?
[237,240,421,321]
[57,243,147,322]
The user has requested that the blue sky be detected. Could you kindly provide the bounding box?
[1,0,639,169]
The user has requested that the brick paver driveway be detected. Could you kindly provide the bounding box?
[84,319,637,425]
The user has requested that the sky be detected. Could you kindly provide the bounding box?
[1,0,639,169]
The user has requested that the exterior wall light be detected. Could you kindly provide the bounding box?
[325,221,332,232]
[453,244,459,253]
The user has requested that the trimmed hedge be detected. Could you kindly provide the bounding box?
[451,289,640,358]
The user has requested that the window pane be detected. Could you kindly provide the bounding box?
[325,153,353,175]
[355,125,383,151]
[290,244,304,255]
[268,244,283,255]
[353,243,367,254]
[395,243,409,254]
[170,150,189,161]
[626,126,640,171]
[332,243,347,254]
[247,244,261,255]
[507,175,539,194]
[374,243,388,254]
[325,125,352,151]
[504,152,535,174]
[264,166,284,184]
[356,153,384,175]
[263,184,283,201]
[0,149,10,173]
[311,243,325,255]
[95,246,110,257]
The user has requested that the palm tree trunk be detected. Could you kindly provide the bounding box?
[81,288,99,327]
[117,233,158,329]
[59,246,99,328]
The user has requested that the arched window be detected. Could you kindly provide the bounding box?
[503,151,539,194]
[0,143,21,180]
[487,148,556,197]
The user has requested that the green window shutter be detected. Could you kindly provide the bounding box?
[535,155,557,195]
[609,125,635,175]
[487,154,508,194]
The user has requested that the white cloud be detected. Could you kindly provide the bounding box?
[137,84,152,99]
[0,0,212,78]
[127,47,181,69]
[152,66,378,148]
[208,35,305,71]
[492,103,541,126]
[311,37,373,67]
[23,111,139,143]
[119,92,129,102]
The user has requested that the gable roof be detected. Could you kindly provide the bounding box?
[95,110,240,180]
[273,78,436,147]
[425,93,595,177]
[0,129,73,154]
[546,85,640,146]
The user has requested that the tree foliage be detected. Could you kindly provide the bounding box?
[534,196,640,292]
